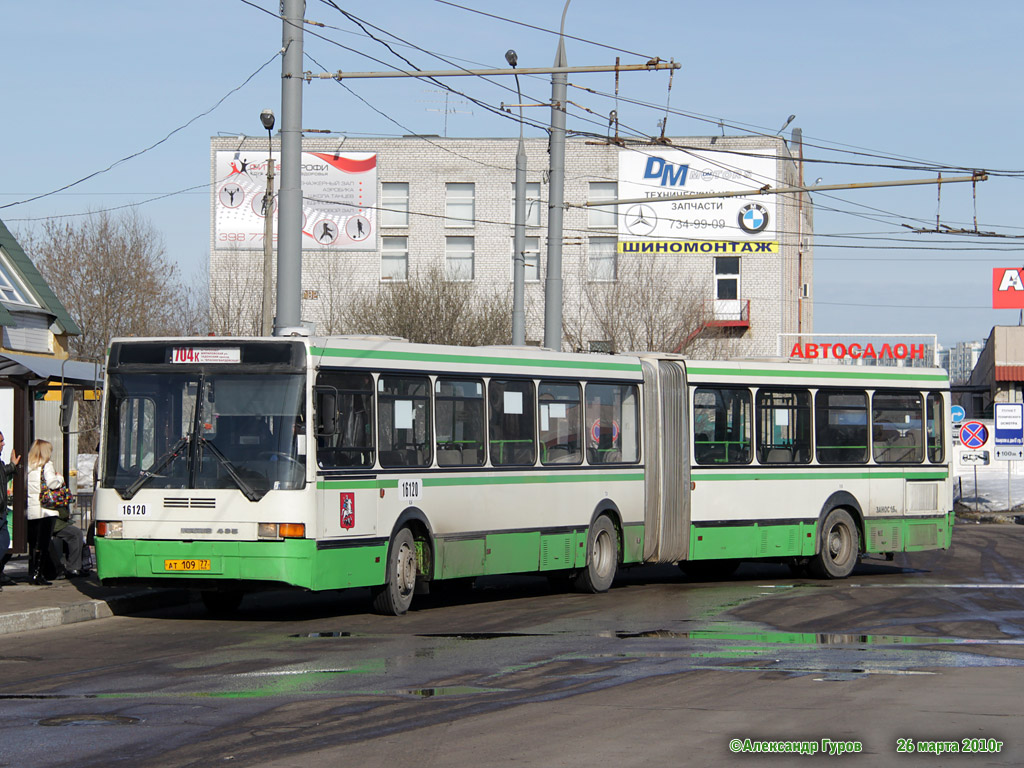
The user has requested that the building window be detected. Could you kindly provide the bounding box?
[588,182,618,229]
[445,182,475,227]
[380,182,409,227]
[715,257,740,300]
[381,236,408,281]
[511,236,541,282]
[510,181,543,227]
[445,236,474,281]
[0,247,38,307]
[588,237,617,281]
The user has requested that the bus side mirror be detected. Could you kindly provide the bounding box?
[59,388,75,431]
[316,390,337,436]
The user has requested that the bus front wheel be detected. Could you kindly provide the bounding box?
[810,508,859,579]
[574,516,618,593]
[373,527,418,615]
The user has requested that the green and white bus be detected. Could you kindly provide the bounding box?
[94,336,953,614]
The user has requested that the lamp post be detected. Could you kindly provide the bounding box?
[260,108,275,337]
[507,49,527,347]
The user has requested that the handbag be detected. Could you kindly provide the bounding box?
[40,482,74,510]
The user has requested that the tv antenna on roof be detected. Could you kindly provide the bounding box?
[418,89,473,137]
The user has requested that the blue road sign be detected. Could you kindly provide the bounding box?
[951,405,965,424]
[994,402,1024,446]
[959,421,988,449]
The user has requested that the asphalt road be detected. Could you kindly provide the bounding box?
[2,522,1023,767]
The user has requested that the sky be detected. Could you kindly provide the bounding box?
[3,0,1024,349]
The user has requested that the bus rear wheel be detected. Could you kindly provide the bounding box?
[373,527,418,615]
[574,516,618,593]
[810,508,859,579]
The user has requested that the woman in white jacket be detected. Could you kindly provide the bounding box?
[27,439,63,585]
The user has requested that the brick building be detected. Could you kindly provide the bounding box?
[209,133,812,354]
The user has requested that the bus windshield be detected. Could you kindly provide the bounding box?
[103,371,306,499]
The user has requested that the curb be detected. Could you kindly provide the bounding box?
[0,588,192,636]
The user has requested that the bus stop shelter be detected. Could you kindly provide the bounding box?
[0,352,103,554]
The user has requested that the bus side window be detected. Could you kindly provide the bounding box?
[379,375,432,468]
[539,381,582,465]
[815,389,869,465]
[693,387,751,465]
[926,392,945,463]
[315,372,374,468]
[756,389,812,464]
[872,390,924,464]
[584,383,640,464]
[489,379,536,466]
[435,378,485,467]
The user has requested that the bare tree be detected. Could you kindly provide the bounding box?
[207,247,263,336]
[22,209,193,360]
[565,254,736,357]
[341,264,511,346]
[22,209,200,436]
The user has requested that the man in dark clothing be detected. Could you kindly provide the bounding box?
[0,432,22,589]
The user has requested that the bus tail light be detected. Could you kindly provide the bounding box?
[97,521,123,539]
[258,523,305,540]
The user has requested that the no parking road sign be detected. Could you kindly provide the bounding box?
[959,421,989,449]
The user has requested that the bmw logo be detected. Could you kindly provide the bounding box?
[738,203,769,234]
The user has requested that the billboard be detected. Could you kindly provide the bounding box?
[617,148,778,244]
[993,267,1024,309]
[213,151,377,251]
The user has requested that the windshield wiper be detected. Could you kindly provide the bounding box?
[121,435,190,500]
[199,437,263,502]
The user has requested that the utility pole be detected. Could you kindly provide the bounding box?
[544,6,570,351]
[288,44,677,346]
[276,0,304,334]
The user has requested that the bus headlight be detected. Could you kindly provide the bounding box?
[97,521,123,539]
[258,523,305,540]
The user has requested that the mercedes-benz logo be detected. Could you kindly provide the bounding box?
[625,204,658,236]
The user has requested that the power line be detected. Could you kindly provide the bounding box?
[430,0,656,60]
[0,52,281,211]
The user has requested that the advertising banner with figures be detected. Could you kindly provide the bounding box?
[617,148,777,244]
[213,151,377,251]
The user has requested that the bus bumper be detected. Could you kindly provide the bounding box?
[95,538,387,591]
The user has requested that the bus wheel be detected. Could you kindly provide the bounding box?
[373,528,418,615]
[810,508,859,579]
[200,590,243,615]
[574,516,618,593]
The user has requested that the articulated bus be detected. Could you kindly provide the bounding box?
[94,336,953,614]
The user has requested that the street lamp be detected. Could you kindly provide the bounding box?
[260,109,276,337]
[507,49,527,346]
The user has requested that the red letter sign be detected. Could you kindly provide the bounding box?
[994,268,1024,309]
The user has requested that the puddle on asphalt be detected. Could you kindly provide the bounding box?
[398,686,505,697]
[38,714,140,726]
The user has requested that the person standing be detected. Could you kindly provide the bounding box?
[26,439,62,586]
[0,432,21,590]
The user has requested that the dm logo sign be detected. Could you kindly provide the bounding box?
[738,203,769,234]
